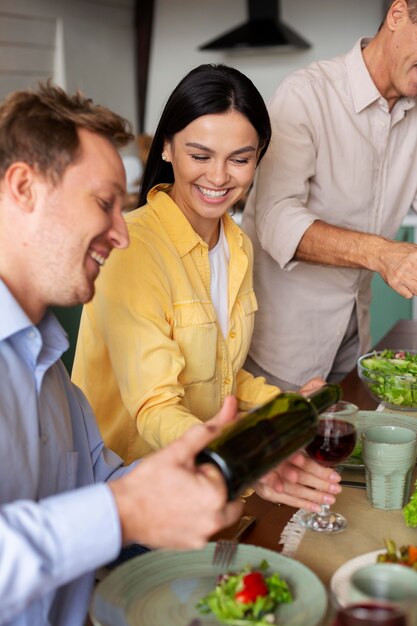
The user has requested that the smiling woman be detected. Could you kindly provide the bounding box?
[71,64,277,462]
[162,110,259,249]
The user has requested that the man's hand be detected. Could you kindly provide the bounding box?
[377,239,417,299]
[297,220,417,300]
[109,396,242,550]
[254,452,341,512]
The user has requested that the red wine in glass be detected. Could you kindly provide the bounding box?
[305,418,356,467]
[335,602,407,626]
[298,401,358,533]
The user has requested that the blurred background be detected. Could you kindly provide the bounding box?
[0,0,411,369]
[0,0,386,133]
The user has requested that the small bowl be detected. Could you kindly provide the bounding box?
[357,350,417,411]
[349,563,417,604]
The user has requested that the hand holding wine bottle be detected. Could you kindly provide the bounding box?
[196,384,342,501]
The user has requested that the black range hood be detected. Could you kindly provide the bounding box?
[199,0,311,53]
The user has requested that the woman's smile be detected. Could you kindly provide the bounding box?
[195,184,230,202]
[164,110,260,241]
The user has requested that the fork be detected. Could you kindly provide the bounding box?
[212,514,256,568]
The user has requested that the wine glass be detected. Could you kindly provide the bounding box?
[298,400,358,533]
[335,604,408,626]
[327,584,416,626]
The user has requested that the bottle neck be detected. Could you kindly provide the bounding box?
[305,384,342,415]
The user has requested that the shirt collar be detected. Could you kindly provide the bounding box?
[0,279,69,365]
[347,37,416,115]
[347,38,382,113]
[146,184,242,256]
[0,279,34,342]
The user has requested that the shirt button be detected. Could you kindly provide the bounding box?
[224,377,231,385]
[28,330,36,339]
[41,434,48,444]
[229,331,236,339]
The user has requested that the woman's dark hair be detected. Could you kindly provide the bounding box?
[138,63,271,207]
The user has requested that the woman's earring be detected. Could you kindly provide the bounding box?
[161,153,167,161]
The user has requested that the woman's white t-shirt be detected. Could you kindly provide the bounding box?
[209,221,230,339]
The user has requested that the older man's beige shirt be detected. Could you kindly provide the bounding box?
[243,38,417,387]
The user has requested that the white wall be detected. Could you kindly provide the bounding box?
[0,0,385,139]
[146,0,384,132]
[0,0,137,134]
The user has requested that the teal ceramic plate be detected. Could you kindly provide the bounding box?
[339,410,417,470]
[90,543,326,626]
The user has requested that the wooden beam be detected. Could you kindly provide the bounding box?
[134,0,154,132]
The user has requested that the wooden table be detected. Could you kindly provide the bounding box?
[226,319,417,548]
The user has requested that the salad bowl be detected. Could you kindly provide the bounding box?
[357,350,417,411]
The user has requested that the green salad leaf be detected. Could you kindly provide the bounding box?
[404,479,417,528]
[350,440,362,460]
[196,560,292,625]
[360,350,417,408]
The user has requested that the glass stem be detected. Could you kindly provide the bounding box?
[318,504,331,518]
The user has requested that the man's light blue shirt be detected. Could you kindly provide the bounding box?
[0,280,128,625]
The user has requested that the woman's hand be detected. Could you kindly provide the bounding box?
[298,376,326,396]
[253,452,341,512]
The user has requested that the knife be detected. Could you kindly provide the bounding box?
[340,479,366,489]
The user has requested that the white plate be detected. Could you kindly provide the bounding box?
[90,543,327,626]
[330,550,384,606]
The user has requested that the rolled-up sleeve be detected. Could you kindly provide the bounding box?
[252,79,321,269]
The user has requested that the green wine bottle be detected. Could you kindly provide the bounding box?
[196,383,342,500]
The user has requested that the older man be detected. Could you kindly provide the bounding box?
[243,0,417,390]
[0,83,340,625]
